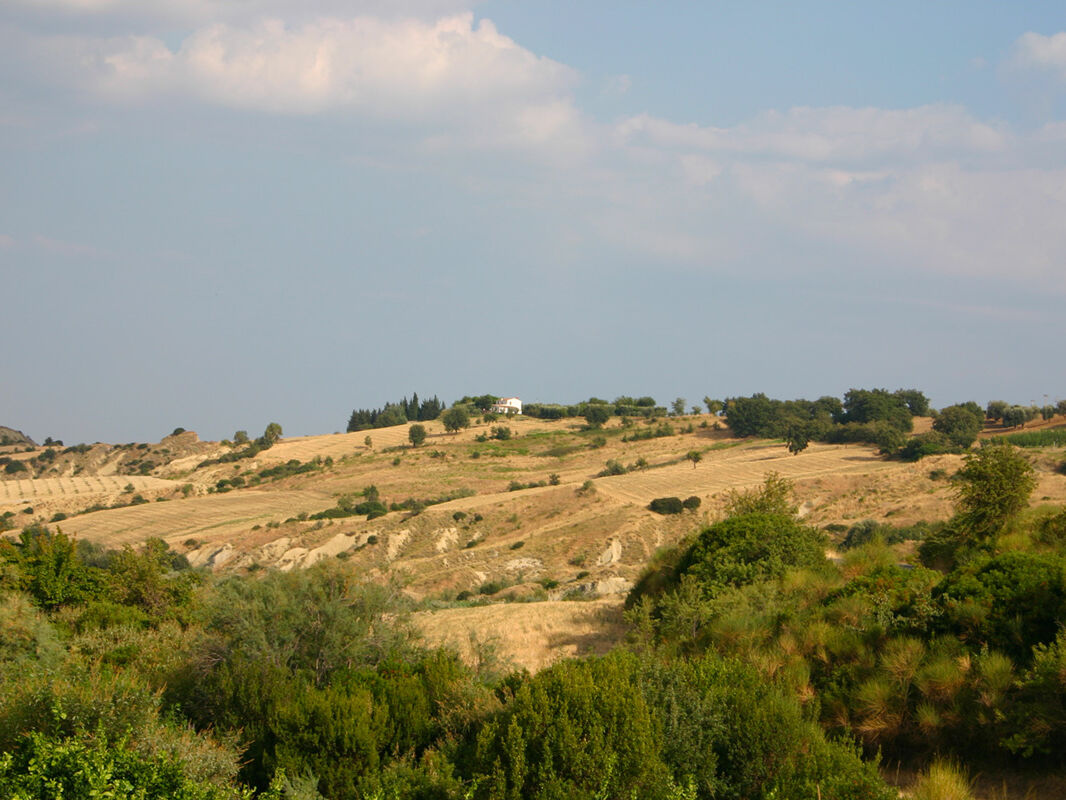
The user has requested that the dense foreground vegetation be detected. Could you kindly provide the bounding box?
[629,444,1066,770]
[0,536,890,797]
[2,434,1065,798]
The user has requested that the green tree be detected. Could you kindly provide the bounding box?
[2,525,103,610]
[1002,406,1027,428]
[262,422,283,447]
[841,388,914,432]
[583,405,610,428]
[671,397,687,417]
[785,424,809,455]
[953,443,1036,544]
[408,424,426,447]
[686,450,702,468]
[986,400,1009,422]
[932,403,983,448]
[703,397,723,416]
[441,407,470,433]
[233,430,249,445]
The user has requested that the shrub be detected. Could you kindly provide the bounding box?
[910,758,975,800]
[723,472,796,517]
[682,496,701,511]
[470,653,669,798]
[648,497,684,515]
[677,512,828,598]
[900,432,959,461]
[933,551,1066,663]
[597,460,627,477]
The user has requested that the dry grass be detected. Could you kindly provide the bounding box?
[413,597,627,673]
[54,488,332,549]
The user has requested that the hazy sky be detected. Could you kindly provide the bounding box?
[3,1,1066,444]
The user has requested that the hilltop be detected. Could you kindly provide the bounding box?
[0,426,35,448]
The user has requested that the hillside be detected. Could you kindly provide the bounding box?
[0,426,35,448]
[4,412,1066,671]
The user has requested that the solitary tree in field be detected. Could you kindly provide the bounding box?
[686,450,702,469]
[671,397,687,417]
[442,407,470,434]
[408,424,426,447]
[583,405,610,429]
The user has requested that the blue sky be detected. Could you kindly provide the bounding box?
[3,1,1066,444]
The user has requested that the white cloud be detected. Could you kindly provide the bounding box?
[2,0,477,28]
[6,6,1066,293]
[29,13,581,150]
[593,102,1065,287]
[1012,31,1066,81]
[617,104,1009,164]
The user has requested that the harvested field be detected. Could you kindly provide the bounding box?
[0,475,177,509]
[414,597,627,673]
[55,489,333,549]
[262,417,569,464]
[592,442,893,505]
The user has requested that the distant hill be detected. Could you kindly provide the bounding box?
[0,426,35,447]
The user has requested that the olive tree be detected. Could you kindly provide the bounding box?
[408,424,426,447]
[583,405,610,428]
[441,407,470,433]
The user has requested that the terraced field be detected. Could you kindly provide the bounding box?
[55,489,333,549]
[0,475,177,509]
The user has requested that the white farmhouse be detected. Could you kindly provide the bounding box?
[489,397,522,415]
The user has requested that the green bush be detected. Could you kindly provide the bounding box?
[648,497,684,515]
[900,432,959,461]
[470,652,669,800]
[934,551,1066,664]
[677,513,828,598]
